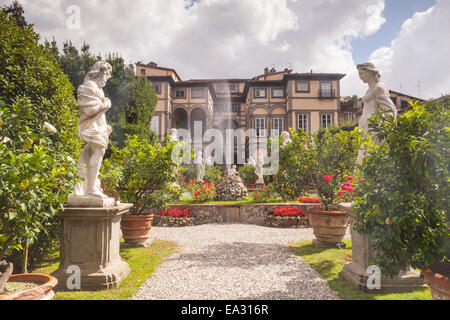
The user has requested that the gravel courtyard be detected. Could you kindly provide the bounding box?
[133,224,350,300]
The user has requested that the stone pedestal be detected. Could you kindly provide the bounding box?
[52,203,132,291]
[337,203,426,293]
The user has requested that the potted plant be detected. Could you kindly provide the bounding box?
[106,135,180,247]
[307,129,361,247]
[353,100,449,299]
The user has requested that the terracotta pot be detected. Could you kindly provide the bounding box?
[120,214,154,246]
[308,208,350,244]
[422,263,450,300]
[0,273,58,300]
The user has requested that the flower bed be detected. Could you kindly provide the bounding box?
[298,196,320,203]
[153,208,194,227]
[265,206,310,228]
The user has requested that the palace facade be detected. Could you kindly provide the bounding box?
[136,61,346,143]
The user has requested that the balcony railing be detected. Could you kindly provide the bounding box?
[318,89,336,99]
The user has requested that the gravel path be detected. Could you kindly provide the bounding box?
[133,224,350,300]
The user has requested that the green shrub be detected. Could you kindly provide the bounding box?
[273,129,315,201]
[238,164,258,185]
[107,135,180,214]
[0,9,80,274]
[252,183,280,203]
[204,165,223,184]
[354,101,450,277]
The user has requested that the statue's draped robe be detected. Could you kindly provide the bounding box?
[77,81,111,149]
[73,81,111,196]
[357,83,397,164]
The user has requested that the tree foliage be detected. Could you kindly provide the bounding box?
[105,135,180,215]
[353,101,450,277]
[0,10,80,276]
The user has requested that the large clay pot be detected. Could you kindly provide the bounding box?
[308,208,350,245]
[120,214,154,246]
[422,263,450,300]
[0,273,58,300]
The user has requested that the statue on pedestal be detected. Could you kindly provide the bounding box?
[338,63,424,293]
[195,151,205,182]
[228,165,238,176]
[255,151,265,186]
[68,61,115,207]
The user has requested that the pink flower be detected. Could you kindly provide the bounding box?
[322,175,332,182]
[347,176,354,181]
[338,191,343,198]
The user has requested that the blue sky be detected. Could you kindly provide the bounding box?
[351,0,436,63]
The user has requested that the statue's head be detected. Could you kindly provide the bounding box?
[281,131,290,140]
[357,62,380,83]
[85,61,112,88]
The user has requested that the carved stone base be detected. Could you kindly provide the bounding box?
[339,261,426,293]
[337,203,426,293]
[52,204,132,291]
[67,195,115,208]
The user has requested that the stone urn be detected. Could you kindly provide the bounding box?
[308,208,350,247]
[421,263,450,300]
[0,273,58,300]
[120,212,154,247]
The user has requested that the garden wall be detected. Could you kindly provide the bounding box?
[166,203,321,226]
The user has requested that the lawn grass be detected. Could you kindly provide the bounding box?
[33,240,177,300]
[292,240,432,300]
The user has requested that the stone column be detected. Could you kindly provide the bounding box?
[338,203,426,293]
[52,203,132,291]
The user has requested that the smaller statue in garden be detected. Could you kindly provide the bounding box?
[195,151,206,182]
[255,151,265,186]
[281,131,292,146]
[357,62,398,163]
[228,164,238,176]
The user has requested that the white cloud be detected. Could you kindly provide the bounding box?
[368,0,450,99]
[17,0,394,96]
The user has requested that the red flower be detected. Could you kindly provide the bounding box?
[338,191,343,198]
[254,190,258,193]
[194,192,199,196]
[347,176,354,181]
[322,175,332,182]
[261,187,265,190]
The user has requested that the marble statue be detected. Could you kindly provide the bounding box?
[196,151,206,182]
[356,62,398,163]
[69,61,114,206]
[255,151,265,185]
[281,131,292,146]
[247,156,256,166]
[228,164,238,176]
